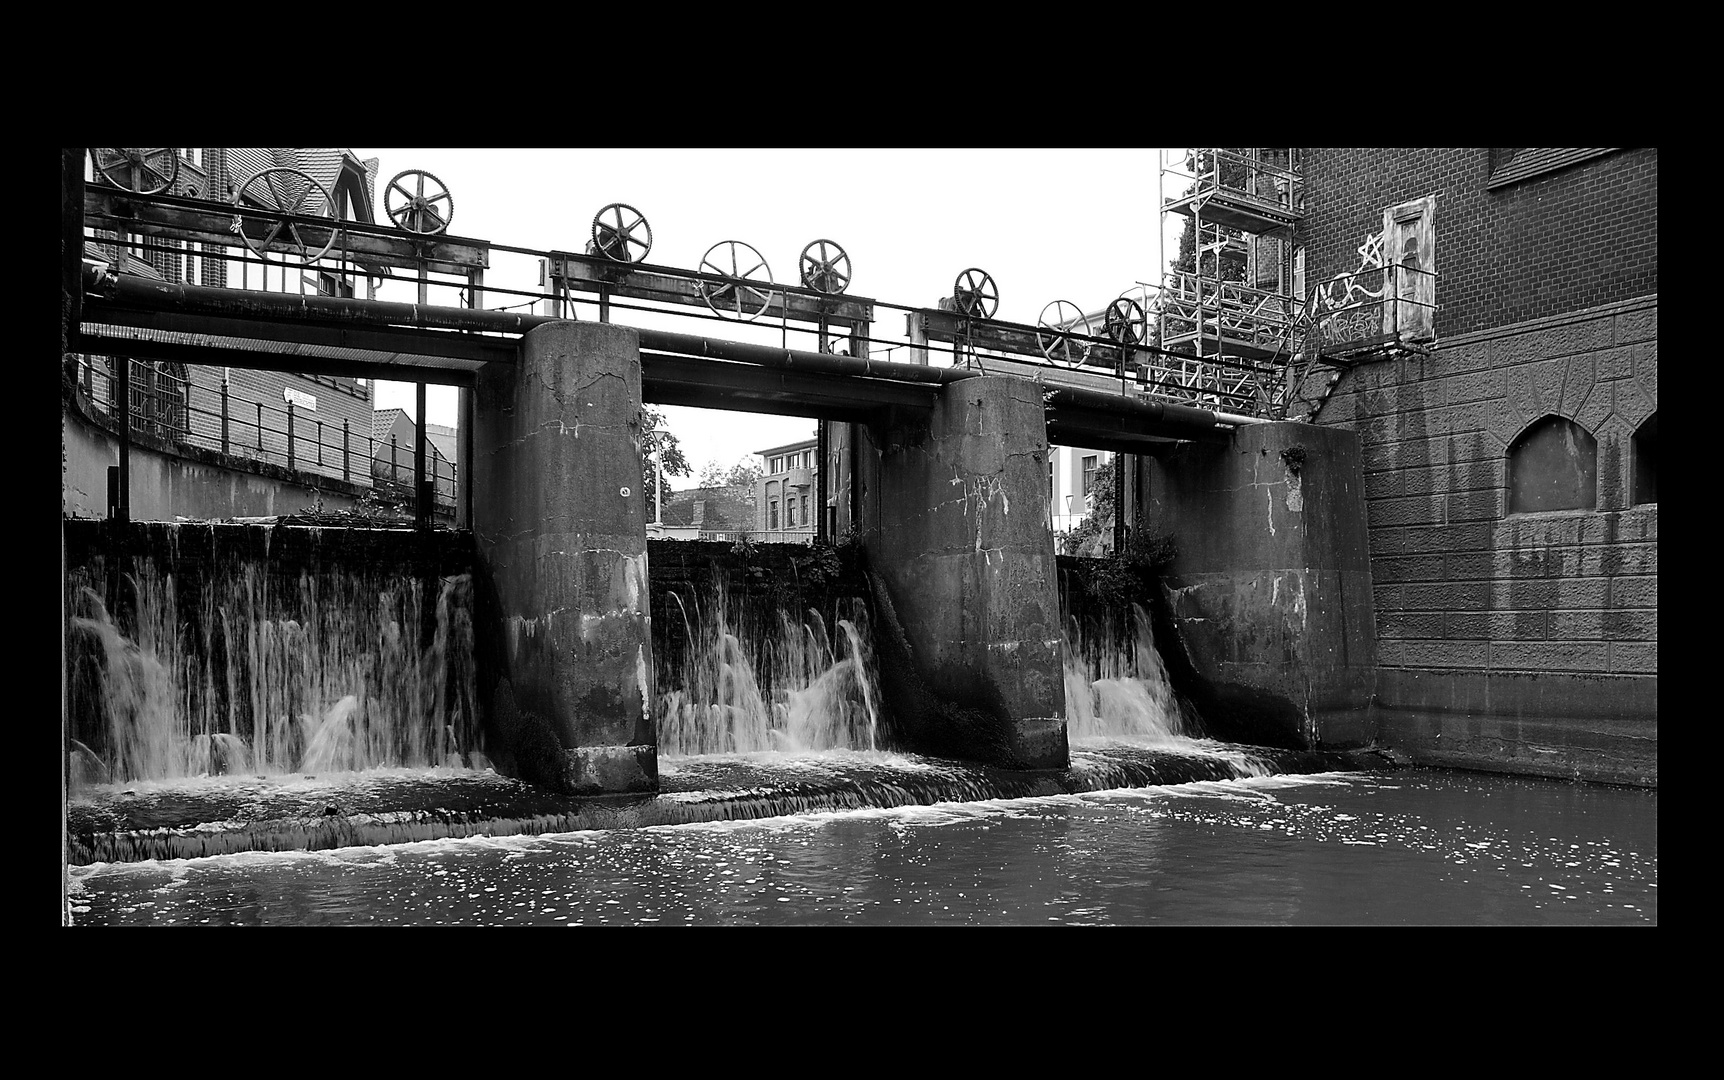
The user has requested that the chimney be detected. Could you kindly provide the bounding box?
[693,500,706,525]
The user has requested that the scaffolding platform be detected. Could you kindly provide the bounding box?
[1161,149,1303,235]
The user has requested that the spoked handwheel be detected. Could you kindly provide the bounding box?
[592,203,652,263]
[799,239,852,295]
[232,168,339,266]
[92,148,180,196]
[1037,300,1093,368]
[699,241,776,322]
[1103,297,1146,345]
[384,169,453,235]
[952,268,998,319]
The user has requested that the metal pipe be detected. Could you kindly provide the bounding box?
[634,328,981,387]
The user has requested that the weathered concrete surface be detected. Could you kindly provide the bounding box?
[1145,422,1377,750]
[1374,668,1656,786]
[858,377,1068,769]
[472,322,656,796]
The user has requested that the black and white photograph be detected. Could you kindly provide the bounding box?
[61,148,1657,926]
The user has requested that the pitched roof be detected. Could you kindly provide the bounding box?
[424,422,459,465]
[658,486,752,529]
[372,408,405,445]
[224,148,377,222]
[1487,148,1621,190]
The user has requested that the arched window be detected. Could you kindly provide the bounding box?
[119,359,189,443]
[1508,416,1597,514]
[1633,413,1658,505]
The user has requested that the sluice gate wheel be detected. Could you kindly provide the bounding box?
[699,240,776,322]
[93,148,180,196]
[952,268,998,320]
[1103,297,1146,345]
[231,167,339,266]
[384,169,453,235]
[1037,300,1092,367]
[591,203,652,263]
[799,239,852,295]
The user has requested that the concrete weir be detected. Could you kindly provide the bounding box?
[858,377,1068,770]
[1144,421,1377,751]
[472,321,656,796]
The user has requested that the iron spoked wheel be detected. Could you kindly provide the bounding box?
[1037,300,1092,368]
[592,203,652,263]
[952,268,998,319]
[93,148,180,195]
[699,240,776,322]
[799,239,852,295]
[384,169,453,235]
[1104,297,1147,346]
[232,168,339,266]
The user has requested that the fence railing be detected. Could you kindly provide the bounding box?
[75,354,458,509]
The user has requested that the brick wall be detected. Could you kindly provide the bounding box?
[1299,148,1657,337]
[1317,297,1656,680]
[1296,149,1657,691]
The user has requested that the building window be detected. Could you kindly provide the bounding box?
[1082,455,1099,497]
[118,359,189,442]
[769,501,779,530]
[771,456,783,474]
[786,499,795,527]
[1508,416,1597,514]
[801,494,809,525]
[1633,413,1657,505]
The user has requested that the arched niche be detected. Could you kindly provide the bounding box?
[1633,412,1657,506]
[1508,415,1597,514]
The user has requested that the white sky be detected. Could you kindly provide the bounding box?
[358,148,1183,489]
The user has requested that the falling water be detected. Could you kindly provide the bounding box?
[64,556,481,789]
[1063,602,1193,744]
[654,577,882,757]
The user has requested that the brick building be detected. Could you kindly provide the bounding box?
[1292,147,1657,781]
[756,438,818,543]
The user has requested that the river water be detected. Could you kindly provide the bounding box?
[67,765,1656,926]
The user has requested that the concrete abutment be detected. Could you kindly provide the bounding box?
[1143,421,1378,751]
[472,321,657,796]
[857,377,1069,770]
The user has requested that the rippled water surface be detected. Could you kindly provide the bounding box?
[68,768,1656,925]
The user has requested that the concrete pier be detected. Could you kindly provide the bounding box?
[472,322,656,795]
[859,377,1068,769]
[1143,421,1377,750]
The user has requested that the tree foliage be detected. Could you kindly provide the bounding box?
[1061,458,1117,557]
[641,406,691,507]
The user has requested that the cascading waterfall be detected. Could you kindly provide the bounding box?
[1062,602,1195,744]
[655,577,882,757]
[64,553,480,789]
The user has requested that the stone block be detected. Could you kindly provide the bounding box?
[1609,641,1658,673]
[1488,640,1612,673]
[1614,306,1658,345]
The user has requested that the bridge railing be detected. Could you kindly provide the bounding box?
[80,178,1301,433]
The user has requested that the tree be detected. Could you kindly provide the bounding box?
[1061,457,1116,557]
[722,458,762,508]
[641,407,691,508]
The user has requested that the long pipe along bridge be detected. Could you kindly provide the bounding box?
[62,149,1390,792]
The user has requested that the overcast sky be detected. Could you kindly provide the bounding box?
[357,148,1181,487]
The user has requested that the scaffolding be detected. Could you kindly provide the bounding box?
[1152,149,1439,422]
[1153,148,1303,417]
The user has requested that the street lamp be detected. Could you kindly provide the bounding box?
[649,428,671,526]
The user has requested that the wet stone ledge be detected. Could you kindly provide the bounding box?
[66,745,1393,865]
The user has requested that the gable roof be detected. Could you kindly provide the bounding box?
[658,485,752,530]
[372,408,405,446]
[225,148,377,222]
[1487,148,1621,190]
